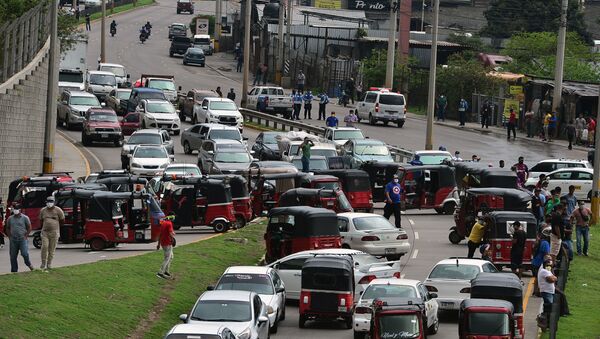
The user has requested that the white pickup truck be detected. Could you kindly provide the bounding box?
[247,86,293,117]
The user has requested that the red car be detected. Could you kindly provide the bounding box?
[120,112,141,136]
[82,108,123,146]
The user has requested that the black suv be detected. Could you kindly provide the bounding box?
[176,0,194,14]
[170,36,192,57]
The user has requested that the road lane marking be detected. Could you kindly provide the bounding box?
[523,277,535,313]
[411,249,418,259]
[409,219,414,225]
[414,231,419,240]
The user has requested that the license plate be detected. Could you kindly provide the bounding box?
[101,133,108,138]
[385,248,396,254]
[338,306,347,312]
[441,302,455,309]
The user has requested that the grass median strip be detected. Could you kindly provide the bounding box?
[0,221,266,339]
[80,0,155,23]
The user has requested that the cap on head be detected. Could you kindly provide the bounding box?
[46,196,55,202]
[393,174,399,179]
[512,221,521,228]
[541,227,552,237]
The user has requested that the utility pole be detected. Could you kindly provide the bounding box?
[420,0,425,31]
[100,0,106,62]
[275,0,285,84]
[240,0,252,108]
[287,0,293,56]
[384,1,397,88]
[592,85,600,224]
[424,0,439,150]
[215,0,222,52]
[44,0,59,173]
[552,0,568,113]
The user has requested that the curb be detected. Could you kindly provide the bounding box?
[56,129,104,173]
[56,131,91,177]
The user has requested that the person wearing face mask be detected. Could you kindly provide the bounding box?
[39,196,65,270]
[512,156,529,188]
[383,174,403,228]
[467,215,489,258]
[5,204,34,272]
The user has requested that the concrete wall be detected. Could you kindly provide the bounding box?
[0,39,50,199]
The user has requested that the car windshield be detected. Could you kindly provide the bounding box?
[263,134,279,144]
[210,130,241,140]
[117,90,132,99]
[419,153,451,165]
[140,92,166,100]
[292,158,327,171]
[149,79,176,91]
[100,66,125,77]
[164,166,201,176]
[191,300,251,322]
[147,102,175,113]
[59,72,83,83]
[134,147,167,158]
[379,94,405,105]
[355,144,389,156]
[468,313,510,334]
[210,101,237,111]
[215,152,250,163]
[216,274,275,295]
[187,48,204,56]
[290,145,300,156]
[353,216,396,231]
[362,284,417,299]
[89,113,118,122]
[428,264,480,280]
[128,134,162,145]
[334,130,364,140]
[70,96,100,106]
[196,38,211,44]
[90,74,116,86]
[378,314,420,338]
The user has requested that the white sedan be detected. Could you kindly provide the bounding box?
[353,278,439,338]
[337,213,410,261]
[544,168,593,200]
[266,248,401,301]
[128,145,173,176]
[423,258,498,311]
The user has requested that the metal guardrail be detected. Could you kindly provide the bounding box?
[548,250,570,339]
[240,108,415,163]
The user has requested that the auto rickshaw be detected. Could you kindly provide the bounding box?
[278,188,354,213]
[312,169,373,212]
[161,177,235,232]
[250,172,305,216]
[449,188,531,244]
[6,173,74,231]
[467,273,524,339]
[54,190,163,251]
[368,298,426,339]
[296,174,341,190]
[210,174,252,227]
[402,164,458,214]
[454,162,518,190]
[459,298,515,339]
[265,206,341,263]
[298,255,355,329]
[360,161,401,202]
[486,211,538,272]
[95,175,148,192]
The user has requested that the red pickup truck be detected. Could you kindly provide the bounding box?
[82,108,123,147]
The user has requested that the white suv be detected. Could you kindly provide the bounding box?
[136,99,181,135]
[356,89,406,127]
[194,97,243,132]
[524,158,591,188]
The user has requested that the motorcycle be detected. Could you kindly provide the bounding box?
[139,31,147,44]
[110,26,116,37]
[338,90,348,107]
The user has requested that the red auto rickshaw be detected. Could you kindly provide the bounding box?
[6,173,74,231]
[250,172,305,216]
[486,211,538,272]
[95,175,148,192]
[449,188,531,244]
[265,206,341,263]
[313,169,373,212]
[210,174,252,228]
[454,162,518,191]
[459,298,515,339]
[278,188,354,213]
[369,298,427,339]
[299,255,355,329]
[402,165,458,214]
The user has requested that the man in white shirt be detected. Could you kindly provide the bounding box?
[537,256,558,326]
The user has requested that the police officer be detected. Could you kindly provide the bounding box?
[384,174,403,228]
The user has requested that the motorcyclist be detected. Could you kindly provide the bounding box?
[139,25,148,42]
[144,21,152,35]
[110,20,117,35]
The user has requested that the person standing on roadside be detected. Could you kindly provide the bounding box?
[296,70,306,93]
[39,196,65,271]
[5,204,34,272]
[543,112,551,141]
[525,108,534,137]
[436,94,447,122]
[227,88,236,101]
[512,156,529,188]
[575,114,586,145]
[507,108,517,140]
[548,111,557,141]
[383,174,403,228]
[318,92,329,120]
[326,111,338,127]
[566,120,576,150]
[261,63,268,85]
[236,52,243,72]
[538,256,557,325]
[571,201,591,256]
[303,90,313,119]
[481,100,491,129]
[345,77,356,105]
[467,216,488,258]
[85,12,91,31]
[299,137,314,173]
[253,65,262,86]
[511,221,526,279]
[532,228,551,296]
[563,185,577,216]
[215,86,223,98]
[157,216,176,279]
[545,188,561,216]
[587,117,596,147]
[292,91,303,120]
[356,82,363,101]
[344,110,358,127]
[458,98,468,127]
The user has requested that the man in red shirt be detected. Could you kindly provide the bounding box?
[157,216,176,279]
[507,108,517,140]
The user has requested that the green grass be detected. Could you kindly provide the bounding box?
[244,120,283,132]
[0,221,266,339]
[409,105,427,116]
[554,226,600,338]
[79,0,155,23]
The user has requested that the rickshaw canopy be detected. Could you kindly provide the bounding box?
[301,256,354,291]
[96,176,148,191]
[470,272,523,313]
[402,164,456,187]
[465,188,531,209]
[209,174,249,198]
[268,206,339,237]
[487,211,538,239]
[313,169,371,192]
[460,298,514,313]
[170,178,232,204]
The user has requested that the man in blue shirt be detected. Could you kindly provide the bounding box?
[303,91,313,119]
[409,154,423,166]
[384,174,403,228]
[318,92,329,120]
[292,91,303,120]
[325,112,338,127]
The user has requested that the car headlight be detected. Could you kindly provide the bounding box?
[238,328,251,339]
[267,306,275,314]
[131,162,141,168]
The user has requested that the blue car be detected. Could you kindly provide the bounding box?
[182,47,206,67]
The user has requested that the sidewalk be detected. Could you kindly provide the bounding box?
[54,131,90,180]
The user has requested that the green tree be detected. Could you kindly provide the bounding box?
[58,12,86,53]
[483,0,591,43]
[189,15,215,36]
[503,32,600,82]
[446,33,494,60]
[360,48,418,90]
[0,0,40,25]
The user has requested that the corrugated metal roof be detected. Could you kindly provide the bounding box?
[530,79,600,97]
[359,36,464,47]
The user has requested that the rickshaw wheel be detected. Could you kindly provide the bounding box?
[33,234,42,249]
[89,238,106,251]
[434,208,443,215]
[448,230,462,244]
[212,221,229,233]
[236,216,246,229]
[495,264,504,271]
[173,223,181,231]
[345,316,353,329]
[354,331,365,339]
[298,315,306,328]
[443,202,456,215]
[428,318,439,334]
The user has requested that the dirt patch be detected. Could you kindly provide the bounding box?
[127,282,175,339]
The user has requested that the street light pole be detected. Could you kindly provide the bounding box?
[552,0,568,113]
[100,0,106,63]
[215,0,222,52]
[424,0,439,150]
[592,85,600,224]
[240,0,252,108]
[43,0,59,173]
[384,2,396,88]
[275,0,285,85]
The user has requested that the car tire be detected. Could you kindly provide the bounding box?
[397,120,405,128]
[201,63,205,67]
[280,305,286,321]
[369,114,376,125]
[354,331,365,339]
[183,141,192,155]
[386,254,402,261]
[169,52,174,57]
[176,9,180,13]
[82,132,90,146]
[191,114,197,125]
[56,113,62,126]
[588,190,592,201]
[174,130,180,136]
[428,318,439,334]
[270,317,279,333]
[183,60,187,65]
[179,111,186,122]
[173,223,181,231]
[235,215,246,228]
[448,230,462,244]
[113,139,123,147]
[298,315,306,328]
[383,121,389,126]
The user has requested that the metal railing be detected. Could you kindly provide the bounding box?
[548,250,570,339]
[0,0,51,83]
[240,108,414,163]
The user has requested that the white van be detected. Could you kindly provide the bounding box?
[356,88,406,128]
[193,34,213,55]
